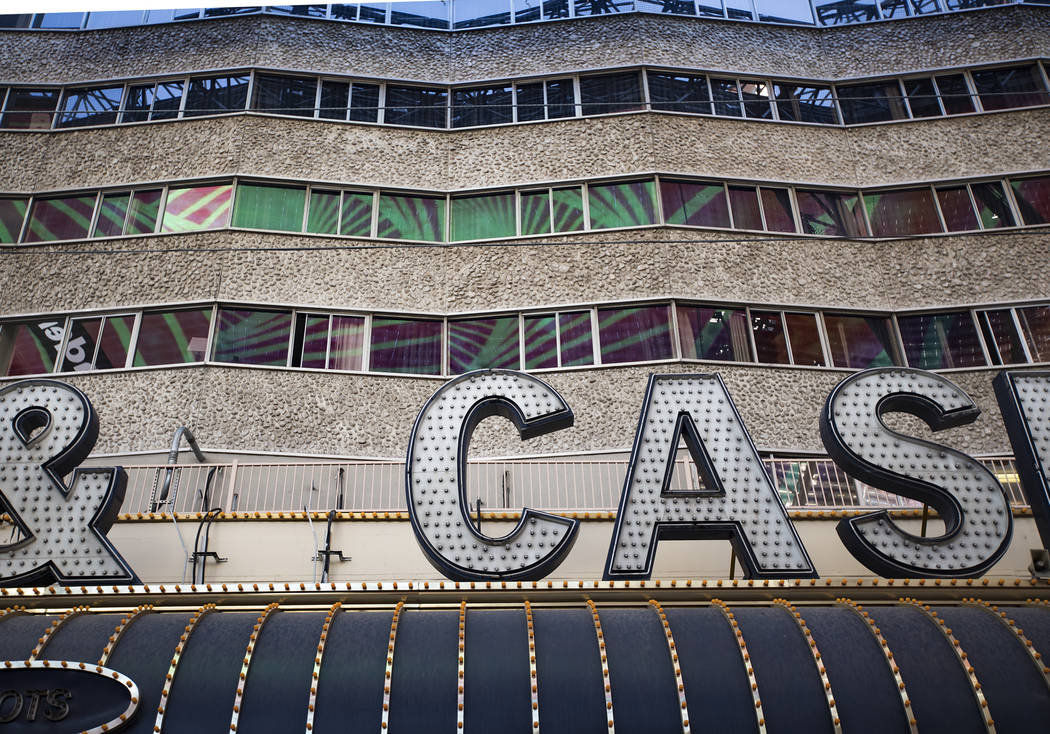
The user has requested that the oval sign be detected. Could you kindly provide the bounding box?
[0,661,138,733]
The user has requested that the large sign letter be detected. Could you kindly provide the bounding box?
[994,370,1050,551]
[0,380,137,586]
[603,374,816,580]
[820,368,1012,578]
[406,370,579,581]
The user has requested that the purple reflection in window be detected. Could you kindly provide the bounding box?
[559,311,594,366]
[597,306,672,364]
[370,317,442,375]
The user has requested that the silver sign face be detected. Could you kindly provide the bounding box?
[0,380,137,586]
[994,370,1050,551]
[604,374,816,580]
[406,370,579,580]
[821,368,1012,578]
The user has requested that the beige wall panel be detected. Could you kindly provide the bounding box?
[51,362,1025,459]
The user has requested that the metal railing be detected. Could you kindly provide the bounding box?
[118,454,1028,514]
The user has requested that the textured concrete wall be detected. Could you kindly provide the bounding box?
[0,7,1046,84]
[2,107,1047,193]
[4,228,1048,317]
[41,362,1028,458]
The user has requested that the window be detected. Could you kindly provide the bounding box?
[57,85,124,127]
[598,305,673,364]
[349,83,381,122]
[904,78,942,118]
[755,0,814,24]
[133,308,212,366]
[552,187,585,232]
[863,188,942,237]
[59,314,135,372]
[814,0,877,25]
[740,80,773,119]
[292,313,366,370]
[126,190,163,235]
[183,74,249,117]
[773,84,837,124]
[588,180,658,229]
[390,1,450,29]
[93,193,131,237]
[936,186,979,232]
[306,190,340,235]
[253,74,317,117]
[377,193,446,241]
[898,312,986,369]
[369,317,442,375]
[978,309,1028,365]
[934,74,975,115]
[837,81,908,124]
[823,314,899,368]
[761,188,796,232]
[212,308,293,366]
[524,311,594,369]
[0,198,28,243]
[647,73,711,114]
[24,194,97,242]
[573,0,630,16]
[1018,305,1050,362]
[123,80,184,122]
[784,312,825,366]
[971,64,1049,111]
[660,180,730,228]
[456,0,511,27]
[1010,175,1050,225]
[319,81,349,120]
[710,78,742,116]
[729,186,763,230]
[448,316,520,372]
[161,183,233,232]
[579,72,642,116]
[340,191,375,237]
[450,192,516,240]
[520,190,552,235]
[384,86,447,128]
[0,320,64,375]
[795,190,867,237]
[677,305,751,362]
[1,88,60,129]
[970,182,1015,229]
[515,79,575,121]
[452,85,514,127]
[232,183,306,232]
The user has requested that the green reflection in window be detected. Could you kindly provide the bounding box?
[551,187,584,233]
[448,316,520,372]
[232,183,306,232]
[307,190,340,235]
[340,192,373,236]
[93,193,129,237]
[126,190,162,235]
[520,191,551,235]
[451,192,516,240]
[161,184,233,233]
[377,193,446,242]
[588,180,658,230]
[0,198,28,243]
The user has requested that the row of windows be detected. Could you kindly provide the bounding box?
[2,300,1048,379]
[1,0,1043,33]
[2,173,1048,245]
[3,62,1047,131]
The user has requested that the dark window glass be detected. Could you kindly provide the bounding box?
[451,192,516,240]
[935,74,975,115]
[0,321,62,376]
[514,83,545,122]
[93,193,130,237]
[370,317,442,375]
[340,192,374,237]
[330,4,358,20]
[1019,305,1050,362]
[824,314,899,368]
[307,190,340,235]
[58,86,123,127]
[971,181,1015,229]
[588,180,657,229]
[795,190,867,237]
[904,78,942,118]
[385,85,447,128]
[837,81,907,124]
[293,314,329,369]
[33,12,84,28]
[350,83,380,123]
[24,195,96,242]
[598,305,673,364]
[377,193,445,241]
[0,198,28,243]
[294,315,365,371]
[449,316,520,372]
[979,309,1026,365]
[391,1,450,28]
[971,65,1049,111]
[579,72,642,116]
[1,88,60,129]
[184,74,249,117]
[741,81,773,119]
[126,190,162,235]
[761,188,796,232]
[266,6,330,17]
[813,0,877,25]
[751,311,789,364]
[454,0,510,27]
[1010,176,1050,225]
[545,79,576,119]
[729,186,763,230]
[133,308,212,366]
[660,180,730,228]
[785,313,824,366]
[936,186,979,232]
[254,74,317,117]
[161,184,233,232]
[540,0,572,20]
[520,190,551,235]
[452,85,514,128]
[358,3,387,22]
[319,80,349,120]
[202,7,260,16]
[0,14,33,28]
[898,312,985,369]
[60,315,134,372]
[124,81,184,122]
[647,72,711,114]
[551,187,585,232]
[677,306,751,362]
[559,311,594,366]
[524,314,557,370]
[232,183,306,232]
[863,188,942,237]
[774,84,837,124]
[212,308,292,366]
[710,78,742,116]
[574,0,631,15]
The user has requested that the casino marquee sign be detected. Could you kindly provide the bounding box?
[2,368,1050,587]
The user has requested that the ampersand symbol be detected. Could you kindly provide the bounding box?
[0,380,138,586]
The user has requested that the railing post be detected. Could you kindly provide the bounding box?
[227,460,239,510]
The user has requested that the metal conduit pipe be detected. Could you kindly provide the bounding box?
[148,426,207,512]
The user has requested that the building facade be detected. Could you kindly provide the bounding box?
[1,3,1050,731]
